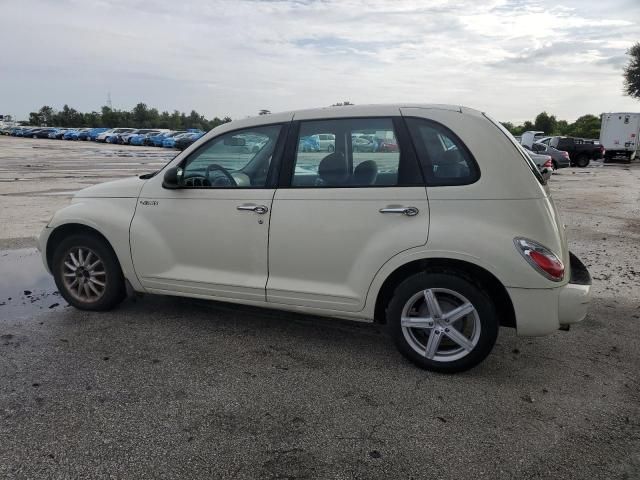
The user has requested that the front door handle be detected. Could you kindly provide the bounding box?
[379,206,419,216]
[237,204,269,214]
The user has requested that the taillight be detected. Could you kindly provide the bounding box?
[562,151,569,158]
[514,238,564,282]
[543,158,553,168]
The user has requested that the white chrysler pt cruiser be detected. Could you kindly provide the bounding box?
[39,105,592,372]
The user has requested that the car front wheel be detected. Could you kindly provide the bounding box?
[52,234,126,311]
[387,272,499,373]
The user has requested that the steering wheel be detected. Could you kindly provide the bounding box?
[204,164,237,187]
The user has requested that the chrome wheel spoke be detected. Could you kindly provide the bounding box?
[78,248,84,266]
[89,278,105,287]
[68,278,78,288]
[401,316,434,329]
[423,289,443,319]
[443,302,475,324]
[63,271,76,277]
[91,270,105,277]
[424,330,442,359]
[88,260,101,270]
[444,326,474,351]
[83,282,91,298]
[84,251,92,266]
[88,282,101,296]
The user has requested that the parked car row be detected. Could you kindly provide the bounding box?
[298,133,399,154]
[1,126,205,150]
[520,130,604,168]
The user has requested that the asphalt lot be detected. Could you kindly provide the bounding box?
[0,135,639,479]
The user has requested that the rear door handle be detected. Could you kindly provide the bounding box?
[379,206,419,216]
[237,204,269,214]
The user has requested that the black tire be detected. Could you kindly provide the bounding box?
[575,154,589,168]
[386,271,499,373]
[552,160,558,170]
[51,234,126,311]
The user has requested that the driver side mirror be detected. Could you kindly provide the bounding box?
[163,166,184,189]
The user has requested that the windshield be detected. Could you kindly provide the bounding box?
[483,113,546,185]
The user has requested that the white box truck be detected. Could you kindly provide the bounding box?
[600,113,640,163]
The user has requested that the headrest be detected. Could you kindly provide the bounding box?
[352,160,378,186]
[318,152,348,185]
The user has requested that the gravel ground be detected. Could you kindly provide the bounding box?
[0,135,639,479]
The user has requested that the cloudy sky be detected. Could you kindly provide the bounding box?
[1,0,639,123]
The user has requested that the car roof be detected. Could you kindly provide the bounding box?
[208,103,475,137]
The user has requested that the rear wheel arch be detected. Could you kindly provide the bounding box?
[373,258,516,329]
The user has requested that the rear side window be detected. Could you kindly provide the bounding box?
[405,118,479,186]
[290,117,422,187]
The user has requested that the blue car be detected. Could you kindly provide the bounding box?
[63,129,80,140]
[87,128,110,141]
[149,130,185,147]
[48,128,65,139]
[128,130,162,146]
[77,128,107,141]
[298,135,320,152]
[163,132,191,148]
[175,132,205,150]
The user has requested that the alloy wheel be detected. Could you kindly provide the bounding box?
[400,288,481,362]
[61,247,107,302]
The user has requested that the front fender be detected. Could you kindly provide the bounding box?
[42,198,143,291]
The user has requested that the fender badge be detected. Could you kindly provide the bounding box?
[139,200,158,206]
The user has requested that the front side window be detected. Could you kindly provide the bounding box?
[181,125,281,188]
[291,117,417,187]
[405,118,479,186]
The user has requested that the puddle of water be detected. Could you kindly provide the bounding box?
[0,248,66,318]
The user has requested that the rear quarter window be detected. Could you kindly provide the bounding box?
[405,118,479,186]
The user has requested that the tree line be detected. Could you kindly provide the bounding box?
[500,112,602,139]
[23,103,605,139]
[27,103,232,131]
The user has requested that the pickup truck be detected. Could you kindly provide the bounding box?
[538,136,604,167]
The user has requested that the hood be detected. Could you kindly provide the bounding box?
[74,176,146,198]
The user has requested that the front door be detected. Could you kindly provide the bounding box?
[267,116,430,312]
[130,123,285,303]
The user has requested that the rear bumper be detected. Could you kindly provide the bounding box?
[507,252,592,336]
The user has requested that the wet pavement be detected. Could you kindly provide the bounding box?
[0,248,65,317]
[0,137,639,479]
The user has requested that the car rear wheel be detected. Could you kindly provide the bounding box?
[52,234,126,311]
[387,272,499,373]
[575,154,590,168]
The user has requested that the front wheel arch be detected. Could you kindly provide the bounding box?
[373,258,516,329]
[46,223,120,273]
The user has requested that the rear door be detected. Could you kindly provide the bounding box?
[267,116,429,312]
